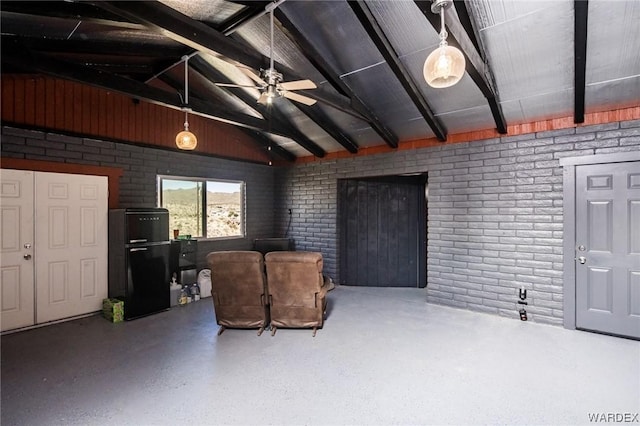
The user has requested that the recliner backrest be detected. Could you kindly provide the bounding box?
[265,251,324,307]
[206,250,268,332]
[264,251,328,334]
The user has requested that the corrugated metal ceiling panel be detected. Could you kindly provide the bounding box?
[435,104,497,134]
[341,62,434,139]
[279,1,385,76]
[585,0,640,112]
[474,0,574,124]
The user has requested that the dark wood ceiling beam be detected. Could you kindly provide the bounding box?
[0,1,145,30]
[189,56,326,158]
[453,0,482,54]
[574,0,589,124]
[415,0,507,134]
[273,10,349,98]
[295,104,359,153]
[1,37,299,140]
[158,68,295,162]
[191,48,358,154]
[219,3,270,35]
[349,0,447,141]
[237,128,297,163]
[274,9,394,150]
[10,35,190,58]
[90,1,363,121]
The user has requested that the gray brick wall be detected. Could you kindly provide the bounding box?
[275,119,640,326]
[1,126,276,269]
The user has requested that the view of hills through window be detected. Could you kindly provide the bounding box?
[160,179,243,239]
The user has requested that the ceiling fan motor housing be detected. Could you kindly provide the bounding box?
[262,68,283,86]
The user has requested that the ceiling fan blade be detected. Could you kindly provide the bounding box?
[239,67,267,86]
[257,92,269,105]
[282,91,317,106]
[215,83,258,88]
[279,79,317,91]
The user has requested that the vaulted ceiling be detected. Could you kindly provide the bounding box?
[2,1,639,161]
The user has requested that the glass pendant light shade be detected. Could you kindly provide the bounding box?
[423,0,466,89]
[423,43,465,88]
[175,128,197,150]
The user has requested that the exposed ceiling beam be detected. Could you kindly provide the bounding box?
[1,37,300,140]
[349,0,447,142]
[274,8,395,149]
[219,2,270,35]
[415,0,508,134]
[10,35,190,58]
[158,65,295,162]
[0,1,145,30]
[236,128,297,163]
[90,1,365,121]
[453,0,482,54]
[294,103,359,154]
[574,0,589,124]
[206,10,358,154]
[190,56,326,158]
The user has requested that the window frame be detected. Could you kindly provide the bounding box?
[157,175,246,241]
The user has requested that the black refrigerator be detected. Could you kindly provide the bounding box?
[108,208,171,320]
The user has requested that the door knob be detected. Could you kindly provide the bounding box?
[578,256,586,264]
[23,254,32,260]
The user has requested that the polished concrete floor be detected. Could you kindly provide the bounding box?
[2,285,639,425]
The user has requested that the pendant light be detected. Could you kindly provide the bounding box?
[423,0,466,88]
[175,55,197,150]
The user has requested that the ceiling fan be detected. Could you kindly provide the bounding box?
[215,2,318,106]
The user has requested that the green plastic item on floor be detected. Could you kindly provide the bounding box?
[102,298,124,323]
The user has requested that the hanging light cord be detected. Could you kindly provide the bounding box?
[183,55,190,131]
[438,5,448,47]
[269,8,275,72]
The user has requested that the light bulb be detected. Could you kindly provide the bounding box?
[424,44,465,88]
[175,130,197,150]
[435,50,453,78]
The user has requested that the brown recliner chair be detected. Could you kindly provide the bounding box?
[206,251,269,336]
[265,251,332,337]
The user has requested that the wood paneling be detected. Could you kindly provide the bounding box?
[0,157,122,209]
[1,74,271,164]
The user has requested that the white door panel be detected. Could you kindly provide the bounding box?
[35,172,108,323]
[0,170,35,331]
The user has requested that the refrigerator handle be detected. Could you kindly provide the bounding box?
[129,239,148,243]
[130,247,148,252]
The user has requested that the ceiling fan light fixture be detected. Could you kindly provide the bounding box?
[266,84,277,104]
[424,0,465,88]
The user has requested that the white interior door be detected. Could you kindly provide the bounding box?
[35,172,108,323]
[1,169,35,331]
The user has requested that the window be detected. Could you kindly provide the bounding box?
[158,176,245,240]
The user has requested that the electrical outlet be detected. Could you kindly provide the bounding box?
[519,287,527,300]
[519,309,528,321]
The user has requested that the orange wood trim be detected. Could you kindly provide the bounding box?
[296,106,640,164]
[0,157,123,208]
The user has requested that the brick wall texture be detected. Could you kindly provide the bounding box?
[275,119,640,326]
[1,126,276,269]
[3,121,640,325]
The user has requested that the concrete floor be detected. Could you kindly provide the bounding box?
[1,285,638,425]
